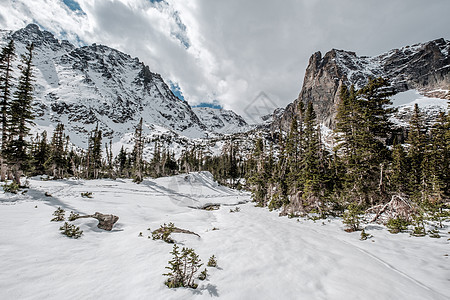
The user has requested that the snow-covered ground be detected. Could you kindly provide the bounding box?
[0,172,448,300]
[389,89,448,127]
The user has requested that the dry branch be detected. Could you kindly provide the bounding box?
[367,194,416,224]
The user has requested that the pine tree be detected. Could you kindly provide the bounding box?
[104,140,114,177]
[301,102,321,201]
[334,84,366,202]
[33,131,50,175]
[91,125,102,179]
[285,116,300,197]
[85,125,102,179]
[390,142,408,193]
[357,77,395,140]
[248,138,269,206]
[406,104,426,200]
[116,146,128,177]
[334,78,394,206]
[150,141,161,177]
[0,40,16,181]
[132,118,144,182]
[45,124,66,178]
[422,111,448,201]
[5,43,34,184]
[0,41,15,147]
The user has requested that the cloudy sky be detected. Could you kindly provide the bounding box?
[1,0,449,121]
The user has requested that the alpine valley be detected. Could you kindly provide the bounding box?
[1,22,449,300]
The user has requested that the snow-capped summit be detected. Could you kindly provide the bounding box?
[192,106,251,134]
[2,24,209,146]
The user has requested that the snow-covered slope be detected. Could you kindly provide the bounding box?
[1,24,208,146]
[0,172,448,299]
[192,107,251,134]
[390,89,449,127]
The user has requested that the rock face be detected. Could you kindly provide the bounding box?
[2,24,209,145]
[276,39,450,130]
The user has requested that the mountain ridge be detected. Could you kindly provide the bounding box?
[1,24,252,149]
[274,38,450,130]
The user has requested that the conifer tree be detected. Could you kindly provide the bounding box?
[5,43,34,184]
[33,131,50,175]
[422,111,448,201]
[91,125,102,179]
[45,124,66,178]
[150,141,161,177]
[132,118,144,182]
[248,138,269,206]
[334,78,394,206]
[357,77,395,140]
[285,116,300,197]
[301,102,321,201]
[0,40,16,181]
[390,142,408,193]
[116,146,128,177]
[406,104,426,199]
[86,125,102,179]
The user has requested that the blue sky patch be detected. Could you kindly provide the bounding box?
[169,82,185,101]
[193,101,223,109]
[62,0,84,14]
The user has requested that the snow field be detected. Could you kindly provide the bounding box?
[0,172,448,299]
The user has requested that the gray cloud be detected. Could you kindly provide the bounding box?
[1,0,449,120]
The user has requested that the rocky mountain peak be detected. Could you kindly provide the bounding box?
[12,23,74,52]
[274,39,450,130]
[2,23,215,147]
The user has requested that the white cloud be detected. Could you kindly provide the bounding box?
[1,0,449,121]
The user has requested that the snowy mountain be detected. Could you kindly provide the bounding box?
[275,39,450,130]
[192,107,251,134]
[1,24,215,147]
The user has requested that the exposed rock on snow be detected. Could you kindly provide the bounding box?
[72,212,119,231]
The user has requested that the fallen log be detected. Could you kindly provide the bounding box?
[152,226,200,238]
